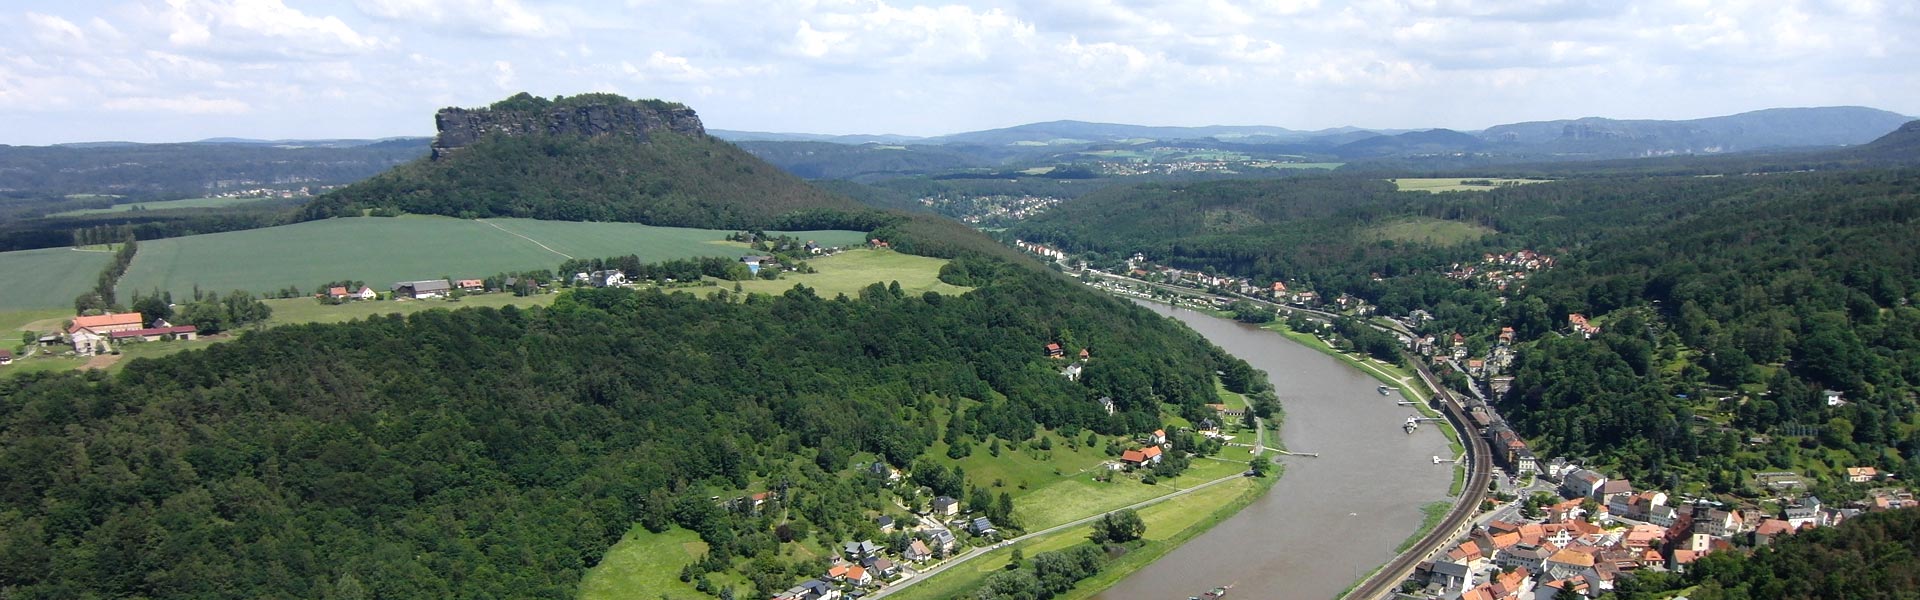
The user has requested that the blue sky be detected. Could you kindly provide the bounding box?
[1,0,1915,144]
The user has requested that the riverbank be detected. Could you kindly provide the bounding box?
[1086,298,1458,600]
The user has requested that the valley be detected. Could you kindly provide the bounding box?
[1,74,1916,600]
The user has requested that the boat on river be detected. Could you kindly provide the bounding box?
[1186,584,1233,599]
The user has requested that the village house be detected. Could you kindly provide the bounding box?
[968,517,996,536]
[326,286,352,300]
[903,539,933,562]
[842,540,882,562]
[392,279,452,299]
[931,496,960,517]
[923,528,958,554]
[1044,342,1065,359]
[1119,445,1163,468]
[862,556,899,578]
[0,349,12,365]
[352,285,377,300]
[456,279,484,292]
[1097,396,1117,415]
[1562,469,1608,500]
[1846,466,1879,483]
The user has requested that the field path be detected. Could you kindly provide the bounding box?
[479,220,574,260]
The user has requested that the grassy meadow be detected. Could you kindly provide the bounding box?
[110,216,866,301]
[1361,217,1497,246]
[49,196,282,216]
[1389,178,1549,193]
[0,248,113,310]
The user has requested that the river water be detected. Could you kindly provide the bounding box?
[1091,302,1454,600]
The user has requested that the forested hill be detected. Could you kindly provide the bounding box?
[1011,169,1920,490]
[0,261,1254,598]
[300,93,883,230]
[1614,507,1920,600]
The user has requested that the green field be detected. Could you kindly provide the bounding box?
[734,250,969,298]
[49,196,282,216]
[0,248,113,310]
[1362,217,1497,246]
[1389,178,1549,192]
[111,216,867,301]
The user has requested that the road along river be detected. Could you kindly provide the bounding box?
[1091,302,1456,600]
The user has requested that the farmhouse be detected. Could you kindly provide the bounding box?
[68,312,147,355]
[456,279,484,292]
[353,286,377,300]
[392,279,452,299]
[0,349,12,365]
[326,286,351,300]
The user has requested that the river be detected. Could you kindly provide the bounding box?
[1091,302,1455,600]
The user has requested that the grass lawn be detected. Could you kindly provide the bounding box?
[1362,217,1495,246]
[0,248,112,310]
[0,354,88,377]
[49,196,280,216]
[578,526,723,600]
[0,308,76,336]
[731,250,969,298]
[116,215,867,301]
[1389,178,1549,193]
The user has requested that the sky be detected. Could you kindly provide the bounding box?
[1,0,1916,145]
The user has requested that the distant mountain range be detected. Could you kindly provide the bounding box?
[713,107,1915,161]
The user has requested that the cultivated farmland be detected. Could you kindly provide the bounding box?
[0,248,112,310]
[49,196,284,216]
[1389,178,1549,193]
[113,216,868,300]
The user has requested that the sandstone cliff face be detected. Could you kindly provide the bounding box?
[431,101,705,160]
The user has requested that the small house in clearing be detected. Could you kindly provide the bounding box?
[1120,446,1163,468]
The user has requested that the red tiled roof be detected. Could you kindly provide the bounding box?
[69,312,144,333]
[1121,449,1147,463]
[1141,446,1162,458]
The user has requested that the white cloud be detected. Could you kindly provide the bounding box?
[356,0,566,38]
[102,94,250,113]
[492,60,516,89]
[25,12,87,45]
[784,2,1038,69]
[149,0,384,57]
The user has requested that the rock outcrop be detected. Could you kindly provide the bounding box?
[431,94,705,160]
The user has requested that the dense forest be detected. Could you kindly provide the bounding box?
[1614,507,1920,600]
[1012,166,1920,492]
[0,258,1253,599]
[302,129,887,231]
